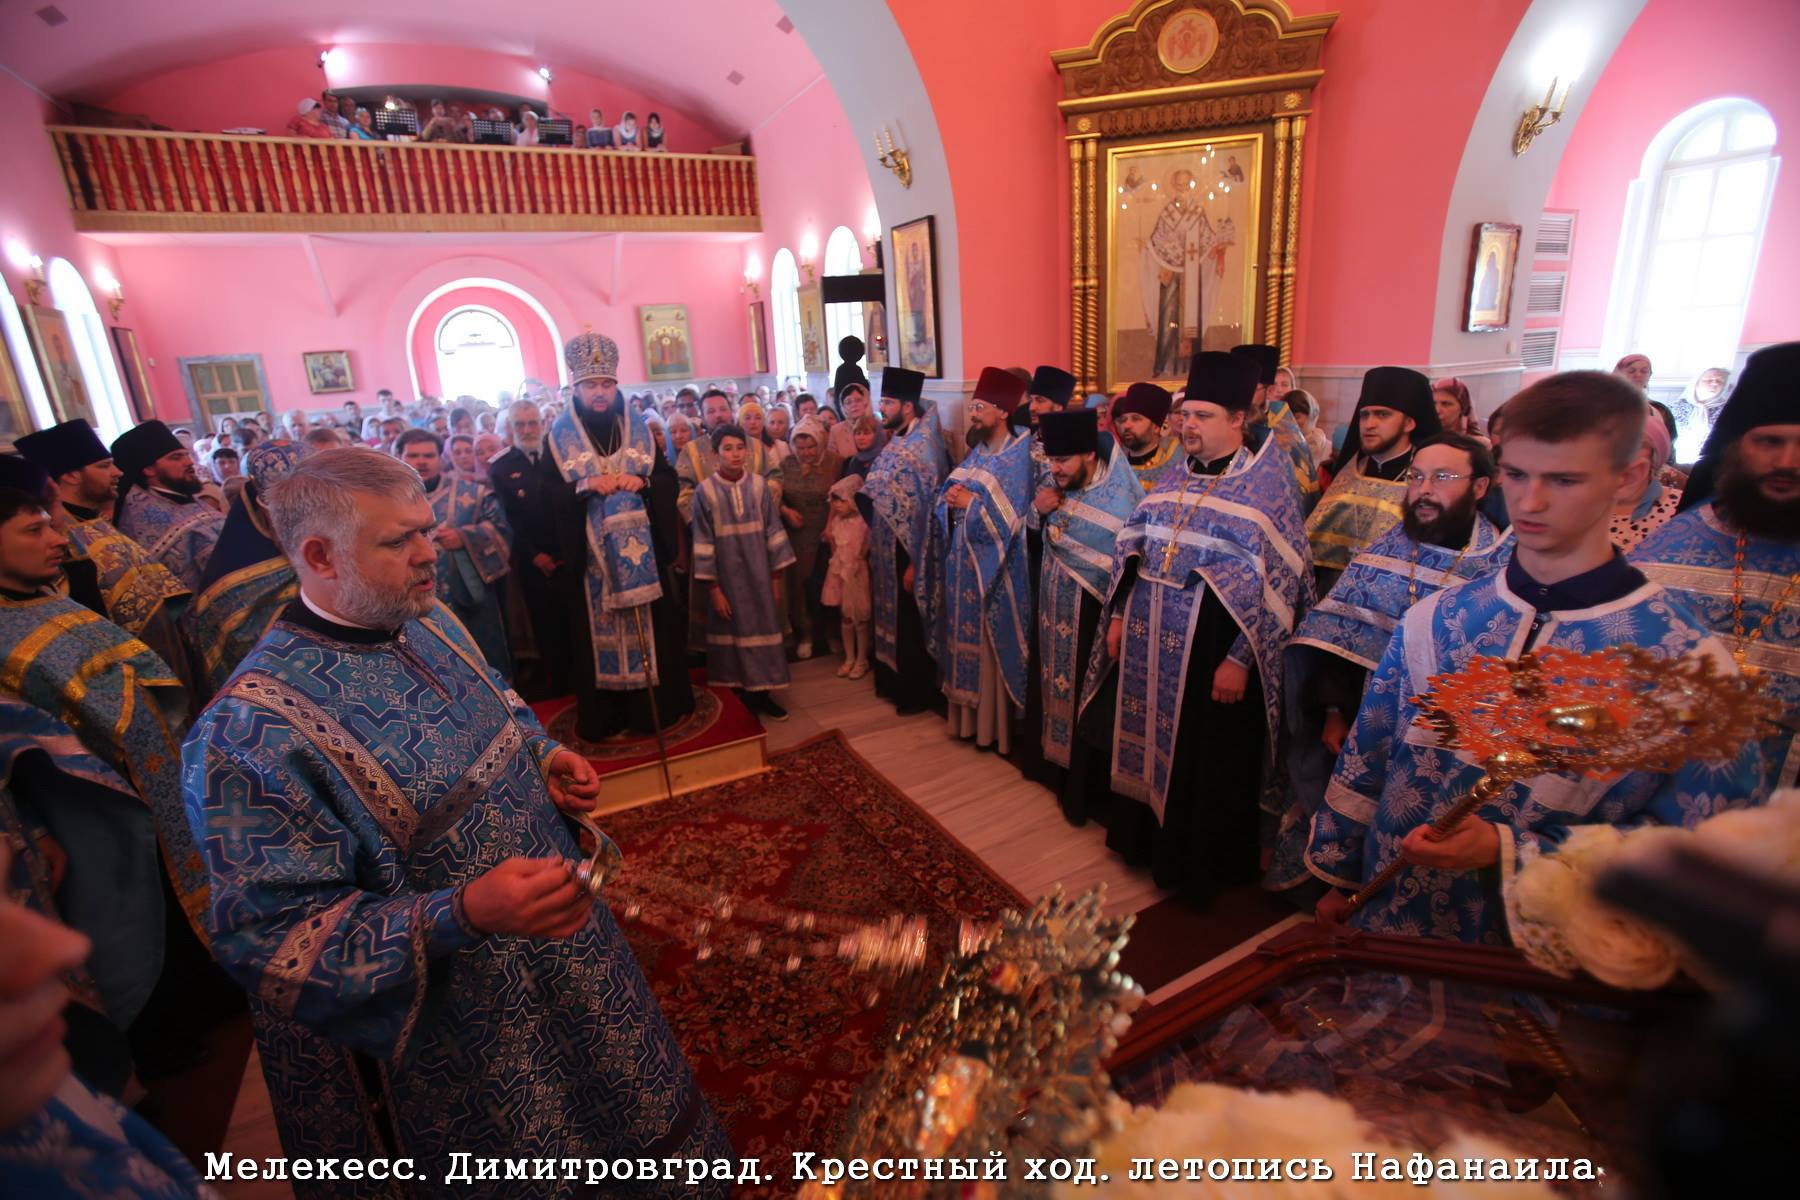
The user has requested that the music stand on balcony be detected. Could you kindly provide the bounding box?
[538,120,573,147]
[374,108,419,139]
[471,120,515,146]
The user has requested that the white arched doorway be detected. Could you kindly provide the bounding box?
[435,306,527,404]
[47,258,132,442]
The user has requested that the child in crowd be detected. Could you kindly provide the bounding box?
[692,424,797,719]
[822,474,873,680]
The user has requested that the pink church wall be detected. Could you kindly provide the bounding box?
[99,43,728,153]
[1546,0,1800,353]
[878,0,1534,375]
[409,286,561,399]
[743,76,878,372]
[0,74,125,355]
[109,235,749,423]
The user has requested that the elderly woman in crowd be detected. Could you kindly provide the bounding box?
[666,412,696,464]
[1668,366,1731,464]
[767,402,794,448]
[1614,353,1653,391]
[1608,408,1684,552]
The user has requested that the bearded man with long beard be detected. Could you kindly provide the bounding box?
[182,448,729,1196]
[1633,341,1800,797]
[110,420,225,590]
[1269,433,1511,896]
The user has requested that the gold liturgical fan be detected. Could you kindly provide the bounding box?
[1348,645,1779,913]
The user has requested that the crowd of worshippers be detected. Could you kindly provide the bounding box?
[0,317,1791,1187]
[286,88,670,150]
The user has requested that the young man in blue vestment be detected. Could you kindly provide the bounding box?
[1311,372,1764,943]
[183,449,729,1198]
[1631,341,1800,797]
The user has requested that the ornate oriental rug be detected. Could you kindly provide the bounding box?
[601,730,1025,1197]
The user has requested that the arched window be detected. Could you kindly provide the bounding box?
[770,248,804,382]
[47,258,132,442]
[1605,100,1779,384]
[822,225,865,375]
[434,306,526,405]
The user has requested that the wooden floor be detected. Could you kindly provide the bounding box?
[214,658,1201,1195]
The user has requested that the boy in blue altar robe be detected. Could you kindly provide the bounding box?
[931,367,1034,751]
[182,449,728,1197]
[1632,341,1800,797]
[692,422,797,718]
[1036,409,1142,824]
[397,428,513,676]
[110,420,225,592]
[1089,351,1313,900]
[1271,433,1511,893]
[865,368,949,715]
[1311,372,1765,944]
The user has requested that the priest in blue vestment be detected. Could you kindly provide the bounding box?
[1271,433,1511,894]
[866,367,949,715]
[1311,372,1764,944]
[111,420,225,591]
[931,367,1034,751]
[1090,351,1312,899]
[184,442,303,694]
[1036,409,1142,824]
[182,449,729,1197]
[1632,341,1800,797]
[397,428,513,676]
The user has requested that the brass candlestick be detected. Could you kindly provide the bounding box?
[1347,645,1778,914]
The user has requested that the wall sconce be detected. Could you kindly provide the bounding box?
[743,255,761,299]
[874,126,912,189]
[96,268,124,318]
[6,242,44,304]
[1513,75,1571,155]
[537,65,554,83]
[799,229,818,283]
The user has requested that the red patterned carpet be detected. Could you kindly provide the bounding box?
[531,669,762,771]
[601,730,1025,1197]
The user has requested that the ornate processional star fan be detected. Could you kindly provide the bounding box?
[1347,645,1780,913]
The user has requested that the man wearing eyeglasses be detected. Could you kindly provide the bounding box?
[1270,432,1511,897]
[1303,367,1443,598]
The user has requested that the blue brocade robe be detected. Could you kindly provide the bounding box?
[0,592,207,936]
[116,486,225,592]
[181,604,727,1198]
[929,431,1034,709]
[866,409,950,670]
[546,402,666,689]
[1631,503,1800,794]
[692,470,796,691]
[184,498,297,693]
[427,473,513,676]
[65,514,190,637]
[1089,441,1312,820]
[1269,517,1512,888]
[1304,570,1764,944]
[1038,454,1142,768]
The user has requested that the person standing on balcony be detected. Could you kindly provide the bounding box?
[317,91,349,137]
[586,108,614,148]
[614,111,641,150]
[645,112,666,151]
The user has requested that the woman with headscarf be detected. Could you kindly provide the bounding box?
[778,415,841,658]
[739,399,789,471]
[1608,407,1684,552]
[1668,366,1731,465]
[1430,377,1486,442]
[767,403,794,454]
[666,412,695,464]
[1614,353,1653,392]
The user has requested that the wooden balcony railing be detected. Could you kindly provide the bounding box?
[48,126,761,234]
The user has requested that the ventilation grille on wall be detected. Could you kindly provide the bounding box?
[1526,272,1568,317]
[1521,328,1561,371]
[1535,212,1576,259]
